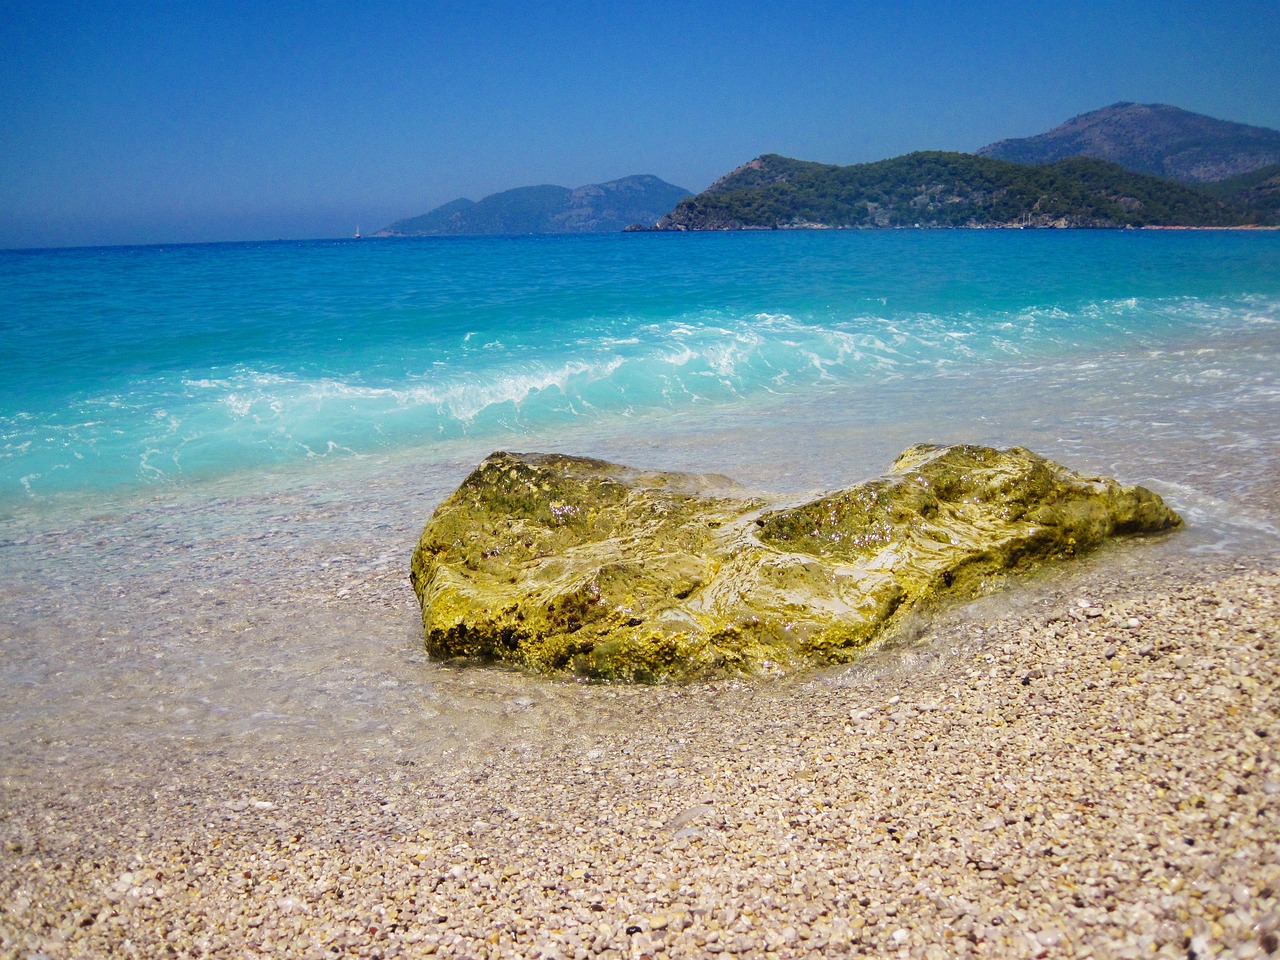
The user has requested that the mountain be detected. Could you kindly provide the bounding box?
[377,175,691,236]
[977,103,1280,184]
[651,151,1251,231]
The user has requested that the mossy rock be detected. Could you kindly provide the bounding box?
[410,445,1181,681]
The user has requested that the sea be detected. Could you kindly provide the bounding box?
[2,229,1278,776]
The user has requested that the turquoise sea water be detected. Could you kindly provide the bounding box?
[3,230,1278,504]
[2,230,1279,767]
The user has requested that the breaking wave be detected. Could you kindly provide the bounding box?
[2,225,1277,501]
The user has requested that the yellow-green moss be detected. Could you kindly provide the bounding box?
[410,445,1181,681]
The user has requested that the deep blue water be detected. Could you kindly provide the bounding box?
[2,230,1278,504]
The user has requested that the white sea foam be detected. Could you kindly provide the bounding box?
[9,299,1270,499]
[1,233,1276,502]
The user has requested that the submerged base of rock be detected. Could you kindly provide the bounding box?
[409,445,1181,681]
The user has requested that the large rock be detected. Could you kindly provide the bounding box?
[410,445,1181,680]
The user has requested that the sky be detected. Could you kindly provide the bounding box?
[3,0,1279,249]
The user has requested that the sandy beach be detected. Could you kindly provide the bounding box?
[2,537,1276,959]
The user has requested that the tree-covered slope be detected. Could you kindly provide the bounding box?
[653,152,1251,230]
[1196,164,1280,225]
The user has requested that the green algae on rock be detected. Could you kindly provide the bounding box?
[410,445,1181,681]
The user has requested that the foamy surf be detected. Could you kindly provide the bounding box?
[1,233,1278,503]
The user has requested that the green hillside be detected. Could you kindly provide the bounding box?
[1196,164,1280,225]
[654,152,1251,230]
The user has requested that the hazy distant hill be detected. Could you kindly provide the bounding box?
[651,151,1249,230]
[977,103,1280,184]
[377,175,691,236]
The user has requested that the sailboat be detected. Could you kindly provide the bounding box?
[354,225,362,239]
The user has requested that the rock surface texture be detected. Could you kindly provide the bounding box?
[410,444,1181,679]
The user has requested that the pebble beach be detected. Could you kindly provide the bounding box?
[2,542,1276,959]
[3,232,1280,959]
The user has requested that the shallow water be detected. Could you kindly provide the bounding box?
[2,232,1278,784]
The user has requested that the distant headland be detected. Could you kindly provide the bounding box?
[376,175,691,237]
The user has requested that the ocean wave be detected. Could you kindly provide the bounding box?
[2,292,1276,499]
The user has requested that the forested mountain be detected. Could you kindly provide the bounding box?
[977,103,1280,184]
[651,152,1251,231]
[378,175,690,236]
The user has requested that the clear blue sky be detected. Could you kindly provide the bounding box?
[3,0,1278,248]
